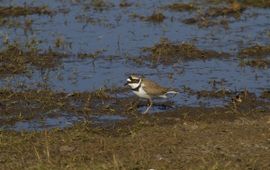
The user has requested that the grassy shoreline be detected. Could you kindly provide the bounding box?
[1,108,270,169]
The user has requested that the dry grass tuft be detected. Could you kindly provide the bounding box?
[140,38,229,65]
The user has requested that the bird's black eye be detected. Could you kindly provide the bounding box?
[133,78,140,83]
[129,76,133,80]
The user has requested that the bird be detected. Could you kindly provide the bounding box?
[125,75,178,114]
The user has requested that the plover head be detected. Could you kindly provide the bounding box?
[125,75,142,88]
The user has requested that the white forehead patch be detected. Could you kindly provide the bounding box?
[127,78,131,82]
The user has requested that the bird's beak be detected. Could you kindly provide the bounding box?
[124,82,128,86]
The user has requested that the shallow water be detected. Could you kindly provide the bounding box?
[91,115,127,123]
[5,115,80,131]
[2,114,127,131]
[1,0,270,131]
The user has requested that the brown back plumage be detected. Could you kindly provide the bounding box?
[141,78,168,96]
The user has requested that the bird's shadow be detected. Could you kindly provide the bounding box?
[136,100,175,113]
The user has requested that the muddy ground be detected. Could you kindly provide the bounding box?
[1,88,270,169]
[1,106,270,169]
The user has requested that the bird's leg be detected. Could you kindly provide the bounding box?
[143,98,152,114]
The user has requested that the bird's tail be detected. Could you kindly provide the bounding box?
[159,90,179,98]
[166,90,179,94]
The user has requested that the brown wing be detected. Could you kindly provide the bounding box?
[142,78,168,96]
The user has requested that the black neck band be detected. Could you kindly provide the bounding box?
[132,82,141,91]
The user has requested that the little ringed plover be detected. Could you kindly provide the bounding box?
[125,75,178,114]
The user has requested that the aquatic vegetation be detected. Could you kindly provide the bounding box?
[239,45,270,68]
[165,2,197,12]
[205,2,245,17]
[78,50,104,59]
[130,11,166,23]
[0,6,53,17]
[183,1,244,28]
[119,0,132,8]
[241,59,270,69]
[146,11,166,23]
[0,43,67,75]
[140,38,230,65]
[243,0,270,8]
[83,0,114,11]
[183,17,229,28]
[0,17,20,27]
[210,0,270,8]
[239,45,270,57]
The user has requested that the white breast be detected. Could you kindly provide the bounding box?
[132,87,150,99]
